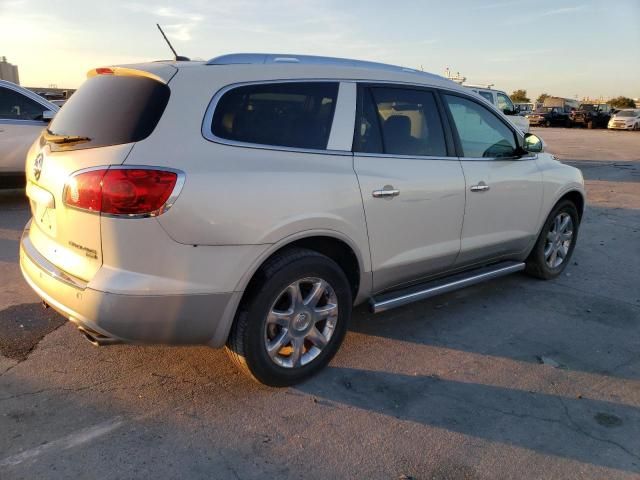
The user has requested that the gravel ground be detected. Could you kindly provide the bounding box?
[0,127,638,479]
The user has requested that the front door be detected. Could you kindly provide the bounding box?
[353,86,466,292]
[441,93,543,266]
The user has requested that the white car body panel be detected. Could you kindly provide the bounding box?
[0,80,58,176]
[19,56,585,348]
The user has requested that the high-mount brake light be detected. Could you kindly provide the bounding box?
[64,168,178,216]
[95,67,114,75]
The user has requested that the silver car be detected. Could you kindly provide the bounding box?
[0,80,58,187]
[20,54,585,386]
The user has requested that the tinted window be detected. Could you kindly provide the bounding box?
[212,82,338,150]
[353,89,383,153]
[444,94,517,158]
[355,87,447,157]
[0,87,47,121]
[478,91,494,104]
[47,75,170,151]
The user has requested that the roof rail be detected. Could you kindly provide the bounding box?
[206,53,439,77]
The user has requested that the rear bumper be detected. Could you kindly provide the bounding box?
[20,224,240,347]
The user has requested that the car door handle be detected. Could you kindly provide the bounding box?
[372,187,400,198]
[470,182,490,192]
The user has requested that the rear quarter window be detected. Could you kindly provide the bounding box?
[210,82,339,150]
[46,75,170,151]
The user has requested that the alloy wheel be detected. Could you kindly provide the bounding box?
[264,277,338,369]
[544,213,574,268]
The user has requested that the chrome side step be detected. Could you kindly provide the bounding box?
[370,261,525,314]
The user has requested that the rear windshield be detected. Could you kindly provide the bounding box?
[46,75,170,151]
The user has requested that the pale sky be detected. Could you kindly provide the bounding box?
[1,0,638,100]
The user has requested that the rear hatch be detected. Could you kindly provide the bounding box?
[25,66,173,281]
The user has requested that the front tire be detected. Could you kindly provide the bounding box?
[226,248,352,387]
[525,200,580,280]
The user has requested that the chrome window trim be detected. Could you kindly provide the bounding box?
[355,152,460,162]
[62,165,186,219]
[201,79,351,156]
[200,77,523,157]
[0,118,48,126]
[458,154,538,162]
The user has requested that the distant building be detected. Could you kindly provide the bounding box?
[0,56,20,84]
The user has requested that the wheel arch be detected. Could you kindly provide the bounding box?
[207,230,372,348]
[558,189,585,220]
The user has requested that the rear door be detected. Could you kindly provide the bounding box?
[353,85,466,292]
[441,92,543,266]
[25,71,170,281]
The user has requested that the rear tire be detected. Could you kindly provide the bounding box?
[226,248,352,387]
[525,200,580,280]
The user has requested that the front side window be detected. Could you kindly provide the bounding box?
[354,87,447,157]
[211,82,338,150]
[496,93,514,113]
[444,94,517,158]
[0,87,46,121]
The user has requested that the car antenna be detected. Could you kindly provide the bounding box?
[156,23,190,61]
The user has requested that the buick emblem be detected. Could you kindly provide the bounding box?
[33,154,43,181]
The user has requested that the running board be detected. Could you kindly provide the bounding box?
[370,261,525,314]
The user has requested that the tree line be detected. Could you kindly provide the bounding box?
[509,90,636,108]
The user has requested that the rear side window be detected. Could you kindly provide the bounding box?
[211,82,338,150]
[478,91,494,104]
[47,75,170,151]
[0,87,47,121]
[354,87,447,157]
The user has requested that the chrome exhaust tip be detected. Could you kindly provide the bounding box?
[77,326,123,346]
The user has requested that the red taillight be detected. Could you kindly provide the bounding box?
[64,168,178,216]
[95,67,114,75]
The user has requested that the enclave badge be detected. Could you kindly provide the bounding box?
[33,153,43,181]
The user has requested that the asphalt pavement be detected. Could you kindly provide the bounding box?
[1,127,639,479]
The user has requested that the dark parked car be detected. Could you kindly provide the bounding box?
[526,107,571,128]
[570,103,612,129]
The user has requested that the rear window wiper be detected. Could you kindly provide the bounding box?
[43,130,91,144]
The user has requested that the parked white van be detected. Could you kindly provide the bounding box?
[20,54,584,386]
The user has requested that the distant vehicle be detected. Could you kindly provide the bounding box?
[20,54,584,386]
[465,86,530,132]
[526,107,571,128]
[50,99,67,107]
[0,80,59,187]
[608,109,640,130]
[543,96,580,112]
[570,103,612,129]
[515,102,534,116]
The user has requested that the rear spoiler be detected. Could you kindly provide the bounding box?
[87,62,178,84]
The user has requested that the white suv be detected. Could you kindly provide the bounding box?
[20,54,584,386]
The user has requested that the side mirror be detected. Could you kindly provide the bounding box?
[523,133,543,153]
[42,110,55,122]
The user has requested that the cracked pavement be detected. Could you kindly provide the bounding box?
[0,127,639,479]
